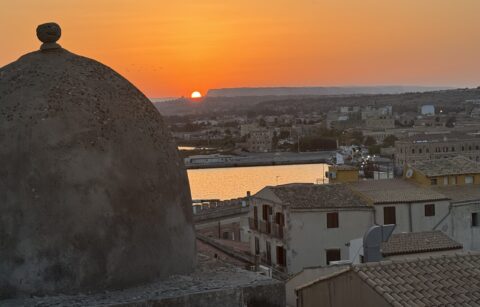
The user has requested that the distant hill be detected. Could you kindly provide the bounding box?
[152,87,480,116]
[206,86,453,97]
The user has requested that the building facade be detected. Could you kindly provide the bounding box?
[246,129,274,152]
[248,184,374,274]
[394,134,480,167]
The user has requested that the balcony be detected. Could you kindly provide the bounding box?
[248,217,258,231]
[259,220,271,234]
[271,223,285,239]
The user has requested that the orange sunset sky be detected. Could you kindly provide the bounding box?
[1,0,479,97]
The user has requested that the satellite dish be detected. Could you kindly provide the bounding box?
[405,169,414,178]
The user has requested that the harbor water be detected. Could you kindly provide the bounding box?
[187,163,329,200]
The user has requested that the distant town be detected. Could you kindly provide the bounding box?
[154,87,480,174]
[175,87,480,306]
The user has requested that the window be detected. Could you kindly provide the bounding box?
[254,237,260,255]
[425,204,435,216]
[384,206,396,224]
[472,213,478,227]
[326,249,341,265]
[465,176,474,184]
[275,212,285,226]
[276,246,286,267]
[327,212,339,228]
[450,176,457,185]
[262,204,272,221]
[426,148,430,153]
[222,231,230,239]
[266,241,272,265]
[443,177,448,185]
[430,178,438,185]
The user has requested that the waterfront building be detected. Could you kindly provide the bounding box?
[184,154,243,167]
[248,183,374,274]
[246,128,274,152]
[394,133,480,167]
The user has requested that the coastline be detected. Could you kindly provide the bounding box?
[185,151,335,169]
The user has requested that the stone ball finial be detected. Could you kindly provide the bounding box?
[36,22,61,50]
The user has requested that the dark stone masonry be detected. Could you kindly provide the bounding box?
[0,23,196,298]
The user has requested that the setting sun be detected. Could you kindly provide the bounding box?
[191,91,202,99]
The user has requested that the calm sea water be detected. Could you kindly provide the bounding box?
[187,163,329,200]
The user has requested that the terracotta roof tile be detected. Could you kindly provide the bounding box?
[410,156,480,177]
[354,253,480,306]
[348,179,448,204]
[381,231,463,256]
[263,183,370,209]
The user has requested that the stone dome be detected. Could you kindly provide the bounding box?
[0,24,196,298]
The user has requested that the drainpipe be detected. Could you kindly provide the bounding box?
[433,203,452,231]
[408,202,413,232]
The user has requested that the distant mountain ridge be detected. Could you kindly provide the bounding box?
[206,86,454,97]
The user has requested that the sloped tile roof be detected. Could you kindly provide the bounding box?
[354,253,480,306]
[432,184,480,203]
[381,231,462,256]
[266,183,370,209]
[348,179,448,204]
[411,156,480,177]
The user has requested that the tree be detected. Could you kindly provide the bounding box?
[364,136,376,146]
[446,117,456,128]
[382,135,398,147]
[351,131,364,145]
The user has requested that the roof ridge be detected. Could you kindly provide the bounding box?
[354,251,480,270]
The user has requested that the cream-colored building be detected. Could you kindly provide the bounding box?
[394,133,480,167]
[246,128,274,152]
[248,184,374,274]
[348,179,451,234]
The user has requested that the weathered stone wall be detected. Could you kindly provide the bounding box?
[0,45,196,297]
